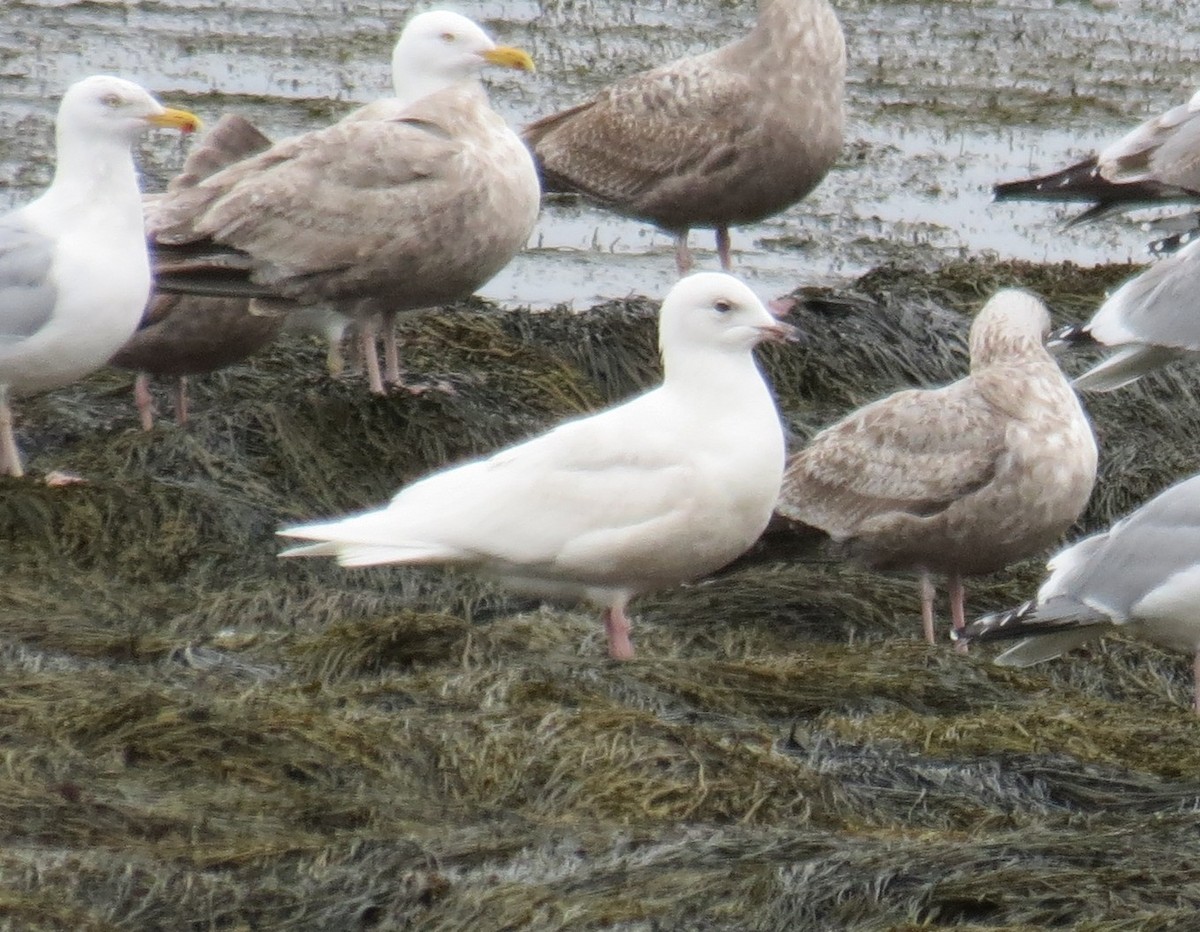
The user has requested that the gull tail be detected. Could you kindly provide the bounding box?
[277,518,462,568]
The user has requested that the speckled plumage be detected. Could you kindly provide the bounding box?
[144,12,540,394]
[523,0,845,271]
[778,290,1098,642]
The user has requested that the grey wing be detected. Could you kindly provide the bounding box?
[1100,94,1200,192]
[1052,473,1200,619]
[525,59,755,211]
[779,379,1004,536]
[0,216,57,346]
[1086,238,1200,349]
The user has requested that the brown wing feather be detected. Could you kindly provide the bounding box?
[779,378,1006,538]
[525,58,758,220]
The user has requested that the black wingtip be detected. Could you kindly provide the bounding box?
[1046,323,1097,354]
[955,600,1038,646]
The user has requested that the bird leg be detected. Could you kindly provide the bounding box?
[174,376,190,427]
[674,233,694,277]
[949,573,969,654]
[1193,651,1200,715]
[716,225,733,271]
[381,310,401,386]
[919,571,936,645]
[603,602,635,660]
[359,318,386,396]
[0,389,23,478]
[133,373,156,432]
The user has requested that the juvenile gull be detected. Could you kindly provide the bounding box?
[523,0,845,274]
[1052,236,1200,391]
[776,290,1097,644]
[279,273,794,660]
[0,76,199,477]
[147,11,540,395]
[960,472,1200,714]
[994,88,1200,227]
[114,116,281,430]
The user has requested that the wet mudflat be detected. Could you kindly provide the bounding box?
[3,1,1200,929]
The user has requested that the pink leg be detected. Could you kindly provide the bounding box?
[174,376,189,427]
[381,311,401,386]
[674,233,694,276]
[919,571,936,645]
[603,602,635,661]
[133,374,155,432]
[716,226,733,271]
[359,319,385,396]
[949,572,969,654]
[0,389,23,478]
[1193,652,1200,715]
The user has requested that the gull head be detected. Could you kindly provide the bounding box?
[658,272,799,359]
[391,11,535,103]
[969,288,1054,368]
[58,75,200,145]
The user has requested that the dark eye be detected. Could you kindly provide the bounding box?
[101,93,123,108]
[441,31,456,42]
[714,300,733,313]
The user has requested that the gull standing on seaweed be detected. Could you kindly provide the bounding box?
[523,0,845,275]
[279,273,795,661]
[0,76,199,478]
[994,88,1200,232]
[774,290,1097,644]
[113,116,281,429]
[146,11,540,396]
[959,472,1200,714]
[1050,236,1200,391]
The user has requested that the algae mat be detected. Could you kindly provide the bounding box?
[3,259,1200,929]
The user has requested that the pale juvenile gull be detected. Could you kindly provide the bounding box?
[0,76,199,477]
[523,0,845,275]
[994,88,1200,227]
[1051,236,1200,391]
[278,272,795,660]
[959,472,1200,714]
[146,11,540,395]
[113,115,281,430]
[775,289,1098,644]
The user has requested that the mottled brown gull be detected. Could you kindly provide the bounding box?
[776,290,1098,644]
[523,0,845,274]
[960,472,1200,714]
[994,88,1200,227]
[279,273,795,661]
[146,11,540,395]
[1052,236,1200,391]
[113,115,280,430]
[0,76,199,478]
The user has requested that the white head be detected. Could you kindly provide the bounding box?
[57,75,199,147]
[969,288,1053,369]
[658,272,797,366]
[391,10,535,105]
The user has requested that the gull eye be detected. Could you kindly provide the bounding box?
[713,300,733,314]
[101,93,123,109]
[441,31,456,42]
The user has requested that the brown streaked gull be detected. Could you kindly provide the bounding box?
[112,115,281,430]
[278,273,795,661]
[960,472,1200,714]
[994,88,1200,227]
[0,76,199,478]
[523,0,845,275]
[776,289,1098,644]
[1051,236,1200,391]
[146,10,540,396]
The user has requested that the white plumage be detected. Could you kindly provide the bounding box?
[0,75,199,477]
[279,272,794,659]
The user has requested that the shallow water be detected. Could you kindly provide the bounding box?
[1,0,1196,307]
